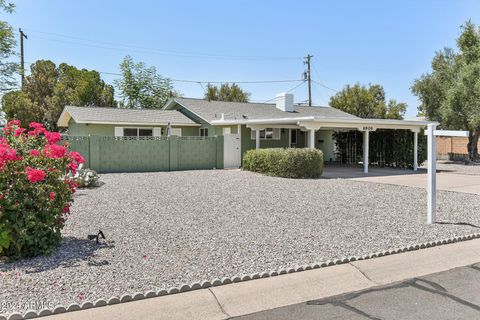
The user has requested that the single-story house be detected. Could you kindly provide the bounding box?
[57,106,200,137]
[57,93,432,172]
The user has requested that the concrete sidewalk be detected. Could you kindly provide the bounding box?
[351,172,480,195]
[41,238,480,320]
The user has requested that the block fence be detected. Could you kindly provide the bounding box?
[63,135,224,173]
[436,136,480,160]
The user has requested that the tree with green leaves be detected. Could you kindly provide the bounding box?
[115,55,175,109]
[412,21,480,159]
[329,83,406,119]
[0,1,17,91]
[204,83,250,102]
[329,83,421,167]
[2,60,116,130]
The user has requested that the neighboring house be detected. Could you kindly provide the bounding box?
[58,93,431,171]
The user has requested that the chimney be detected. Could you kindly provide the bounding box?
[275,93,294,112]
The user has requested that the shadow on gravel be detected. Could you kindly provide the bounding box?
[436,221,480,229]
[0,237,114,273]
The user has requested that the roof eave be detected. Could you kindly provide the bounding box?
[57,107,73,127]
[72,120,200,126]
[162,98,177,110]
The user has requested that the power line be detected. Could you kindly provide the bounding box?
[82,69,304,84]
[311,79,338,93]
[21,61,304,85]
[170,79,303,84]
[261,80,306,103]
[18,28,302,61]
[311,63,338,92]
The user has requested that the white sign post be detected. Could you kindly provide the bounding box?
[426,124,437,224]
[426,125,469,224]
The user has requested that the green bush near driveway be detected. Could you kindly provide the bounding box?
[243,148,324,178]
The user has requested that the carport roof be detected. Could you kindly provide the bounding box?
[211,115,434,131]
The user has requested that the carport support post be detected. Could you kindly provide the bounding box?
[427,123,437,224]
[413,131,418,171]
[308,129,315,149]
[255,129,260,149]
[363,130,369,174]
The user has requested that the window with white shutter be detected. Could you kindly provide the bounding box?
[171,128,182,136]
[273,128,281,140]
[250,128,281,140]
[114,127,123,137]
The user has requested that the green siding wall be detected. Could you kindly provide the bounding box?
[240,125,290,156]
[69,122,113,136]
[316,130,335,162]
[67,120,199,137]
[239,126,334,163]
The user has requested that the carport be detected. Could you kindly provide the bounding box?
[213,116,432,173]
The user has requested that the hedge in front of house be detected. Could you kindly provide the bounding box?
[243,148,323,178]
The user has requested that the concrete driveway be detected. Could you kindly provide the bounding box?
[323,165,480,195]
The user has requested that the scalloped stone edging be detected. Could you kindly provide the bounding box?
[4,232,480,320]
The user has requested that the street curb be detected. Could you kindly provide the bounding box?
[3,232,480,320]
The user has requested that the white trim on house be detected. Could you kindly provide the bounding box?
[114,127,123,137]
[212,116,434,131]
[114,126,159,137]
[171,128,182,136]
[69,120,200,127]
[250,128,281,140]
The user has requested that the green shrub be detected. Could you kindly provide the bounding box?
[0,120,85,259]
[243,148,323,178]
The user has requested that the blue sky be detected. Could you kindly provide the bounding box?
[4,0,480,116]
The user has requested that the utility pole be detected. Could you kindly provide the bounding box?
[19,28,27,89]
[304,54,313,107]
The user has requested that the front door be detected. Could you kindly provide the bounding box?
[223,134,241,168]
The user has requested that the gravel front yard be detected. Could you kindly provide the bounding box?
[2,169,480,315]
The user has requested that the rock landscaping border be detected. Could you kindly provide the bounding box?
[3,232,480,320]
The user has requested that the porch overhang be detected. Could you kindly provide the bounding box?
[211,116,435,132]
[213,116,437,174]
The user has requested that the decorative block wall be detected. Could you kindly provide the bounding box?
[63,136,224,173]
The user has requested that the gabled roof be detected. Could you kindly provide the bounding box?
[57,105,199,127]
[164,97,359,124]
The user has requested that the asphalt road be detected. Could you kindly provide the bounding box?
[234,263,480,320]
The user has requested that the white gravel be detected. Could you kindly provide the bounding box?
[1,169,480,315]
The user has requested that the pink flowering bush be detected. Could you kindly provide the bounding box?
[0,120,85,259]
